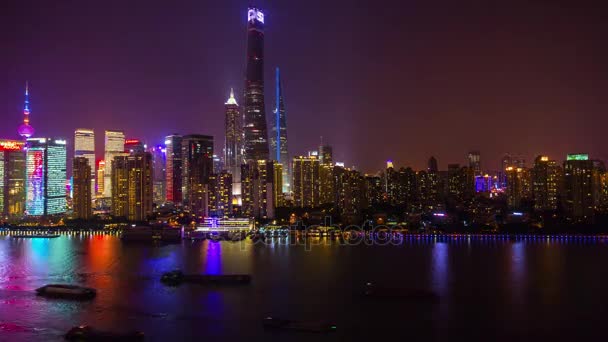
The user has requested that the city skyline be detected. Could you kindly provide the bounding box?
[2,0,608,173]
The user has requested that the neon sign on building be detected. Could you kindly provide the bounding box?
[26,148,45,215]
[248,8,264,23]
[0,140,25,151]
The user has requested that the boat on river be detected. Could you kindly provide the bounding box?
[161,270,251,286]
[65,325,144,341]
[36,284,96,300]
[262,317,337,333]
[10,233,60,238]
[362,282,438,302]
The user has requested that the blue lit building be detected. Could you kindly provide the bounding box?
[25,138,67,216]
[270,67,289,193]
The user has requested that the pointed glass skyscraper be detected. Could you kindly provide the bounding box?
[243,7,269,162]
[270,68,289,193]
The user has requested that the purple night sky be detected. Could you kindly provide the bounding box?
[1,0,607,172]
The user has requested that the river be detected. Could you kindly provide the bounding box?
[1,234,607,341]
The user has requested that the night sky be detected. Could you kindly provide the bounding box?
[1,0,607,172]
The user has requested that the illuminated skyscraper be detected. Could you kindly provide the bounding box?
[111,152,153,221]
[25,138,67,216]
[270,68,289,192]
[209,171,233,217]
[532,156,562,211]
[165,134,182,204]
[292,155,320,208]
[243,7,270,162]
[124,139,145,154]
[151,145,166,204]
[224,88,242,171]
[427,156,438,173]
[18,82,35,140]
[467,151,481,175]
[103,130,125,198]
[0,140,26,217]
[562,154,602,221]
[224,89,243,206]
[241,160,275,218]
[72,157,92,219]
[181,135,213,219]
[319,145,333,165]
[96,160,105,196]
[74,128,95,198]
[320,163,335,205]
[506,166,531,208]
[272,163,283,207]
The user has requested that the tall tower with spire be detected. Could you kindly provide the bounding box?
[224,88,243,204]
[18,82,35,139]
[270,67,289,193]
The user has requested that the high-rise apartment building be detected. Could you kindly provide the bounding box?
[111,152,153,221]
[468,151,481,175]
[241,160,276,218]
[506,166,531,208]
[181,135,213,218]
[562,154,602,221]
[292,155,320,208]
[532,155,562,211]
[209,171,233,217]
[72,157,92,219]
[165,134,183,204]
[151,145,166,204]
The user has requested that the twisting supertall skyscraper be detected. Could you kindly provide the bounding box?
[270,67,289,193]
[243,7,269,162]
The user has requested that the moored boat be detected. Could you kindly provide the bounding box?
[362,282,438,301]
[262,317,337,333]
[161,270,251,286]
[36,284,96,300]
[65,325,144,341]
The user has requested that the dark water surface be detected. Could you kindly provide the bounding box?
[1,234,607,341]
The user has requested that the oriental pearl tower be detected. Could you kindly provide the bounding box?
[18,81,35,139]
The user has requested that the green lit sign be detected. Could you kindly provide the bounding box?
[567,154,589,161]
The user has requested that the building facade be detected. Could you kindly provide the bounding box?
[209,171,233,217]
[532,156,562,211]
[0,140,26,218]
[241,160,276,218]
[181,135,213,218]
[292,156,320,208]
[151,145,166,204]
[111,152,153,221]
[25,138,67,216]
[562,154,602,221]
[72,157,92,219]
[103,130,125,198]
[74,128,95,198]
[165,134,183,204]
